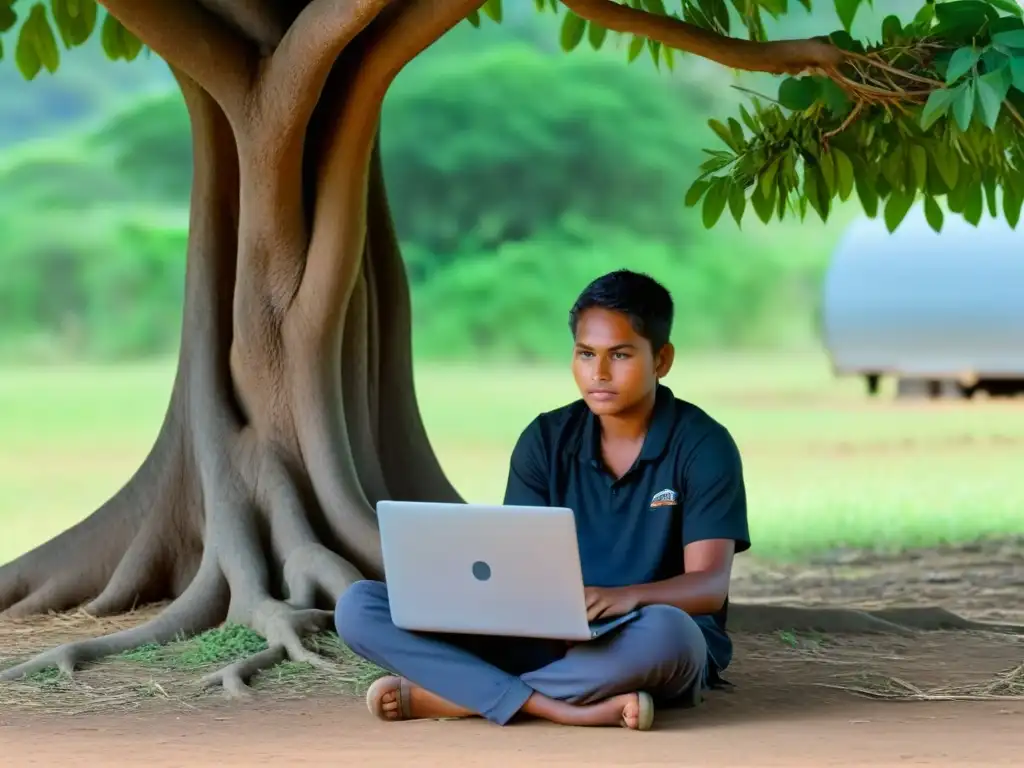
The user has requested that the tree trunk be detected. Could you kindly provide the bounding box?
[0,37,465,684]
[1,0,1019,693]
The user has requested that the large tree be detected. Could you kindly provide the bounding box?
[2,0,1023,692]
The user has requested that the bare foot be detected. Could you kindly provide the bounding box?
[522,690,654,730]
[366,676,475,722]
[619,692,652,730]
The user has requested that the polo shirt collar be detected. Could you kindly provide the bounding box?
[579,383,675,466]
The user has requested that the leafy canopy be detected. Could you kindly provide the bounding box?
[4,0,1024,233]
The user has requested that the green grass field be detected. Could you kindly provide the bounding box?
[2,352,1022,566]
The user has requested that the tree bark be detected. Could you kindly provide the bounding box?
[0,0,1019,692]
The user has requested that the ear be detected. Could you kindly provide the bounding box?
[654,342,675,379]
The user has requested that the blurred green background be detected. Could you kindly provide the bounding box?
[2,3,1021,565]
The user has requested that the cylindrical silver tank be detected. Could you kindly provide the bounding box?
[821,206,1024,394]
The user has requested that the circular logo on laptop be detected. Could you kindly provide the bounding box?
[471,561,491,581]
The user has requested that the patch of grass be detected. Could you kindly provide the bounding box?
[120,623,269,669]
[776,629,829,651]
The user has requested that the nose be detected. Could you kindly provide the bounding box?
[592,356,612,381]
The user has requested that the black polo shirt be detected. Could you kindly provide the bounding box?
[502,383,750,674]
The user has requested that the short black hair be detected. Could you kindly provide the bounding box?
[568,269,674,352]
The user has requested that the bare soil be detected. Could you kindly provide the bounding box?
[1,540,1021,766]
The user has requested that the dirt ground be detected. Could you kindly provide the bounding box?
[1,540,1021,766]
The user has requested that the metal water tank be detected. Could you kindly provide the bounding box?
[821,207,1024,398]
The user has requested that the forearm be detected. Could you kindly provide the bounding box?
[626,571,730,616]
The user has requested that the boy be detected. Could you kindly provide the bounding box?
[337,269,750,730]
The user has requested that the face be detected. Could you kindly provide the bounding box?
[571,307,674,417]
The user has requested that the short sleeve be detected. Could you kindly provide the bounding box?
[680,425,751,553]
[502,417,550,507]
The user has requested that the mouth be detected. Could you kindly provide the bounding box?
[587,389,617,400]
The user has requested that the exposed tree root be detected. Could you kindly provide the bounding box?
[728,604,1024,636]
[201,603,337,698]
[0,559,228,682]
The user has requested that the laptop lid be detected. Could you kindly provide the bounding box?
[377,500,594,641]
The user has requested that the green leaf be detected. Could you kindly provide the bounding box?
[881,15,903,42]
[855,173,879,218]
[701,0,731,34]
[727,118,745,149]
[0,3,17,33]
[684,178,710,207]
[464,10,481,27]
[559,11,586,51]
[33,9,60,73]
[909,144,927,189]
[987,0,1024,19]
[100,11,122,58]
[51,0,96,48]
[924,195,944,232]
[119,20,142,60]
[1010,57,1024,92]
[935,0,999,35]
[931,145,960,189]
[727,181,746,226]
[884,188,915,233]
[819,78,852,116]
[647,38,661,68]
[15,15,41,79]
[1003,185,1023,228]
[945,46,980,84]
[833,148,855,201]
[976,67,1012,129]
[992,30,1024,49]
[627,34,644,62]
[881,145,905,189]
[818,151,836,195]
[587,21,607,49]
[708,119,741,152]
[750,185,775,224]
[804,165,829,221]
[963,179,983,224]
[759,156,781,199]
[481,0,502,22]
[952,80,976,131]
[777,77,820,111]
[834,0,864,33]
[920,88,955,129]
[702,179,730,228]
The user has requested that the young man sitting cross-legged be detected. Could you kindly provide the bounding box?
[336,269,751,730]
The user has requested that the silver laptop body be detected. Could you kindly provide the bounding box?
[377,500,637,642]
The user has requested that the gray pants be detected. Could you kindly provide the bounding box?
[336,579,708,726]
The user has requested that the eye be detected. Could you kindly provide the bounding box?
[612,351,631,360]
[577,349,594,358]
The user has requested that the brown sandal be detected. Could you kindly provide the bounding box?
[366,675,413,722]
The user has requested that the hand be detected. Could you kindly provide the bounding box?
[584,586,639,622]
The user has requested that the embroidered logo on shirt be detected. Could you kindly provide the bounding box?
[649,488,678,508]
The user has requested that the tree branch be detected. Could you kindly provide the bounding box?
[561,0,844,75]
[253,0,394,141]
[99,0,257,113]
[295,0,486,322]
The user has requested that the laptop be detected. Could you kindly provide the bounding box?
[376,500,641,642]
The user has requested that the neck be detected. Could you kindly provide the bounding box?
[598,386,658,443]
